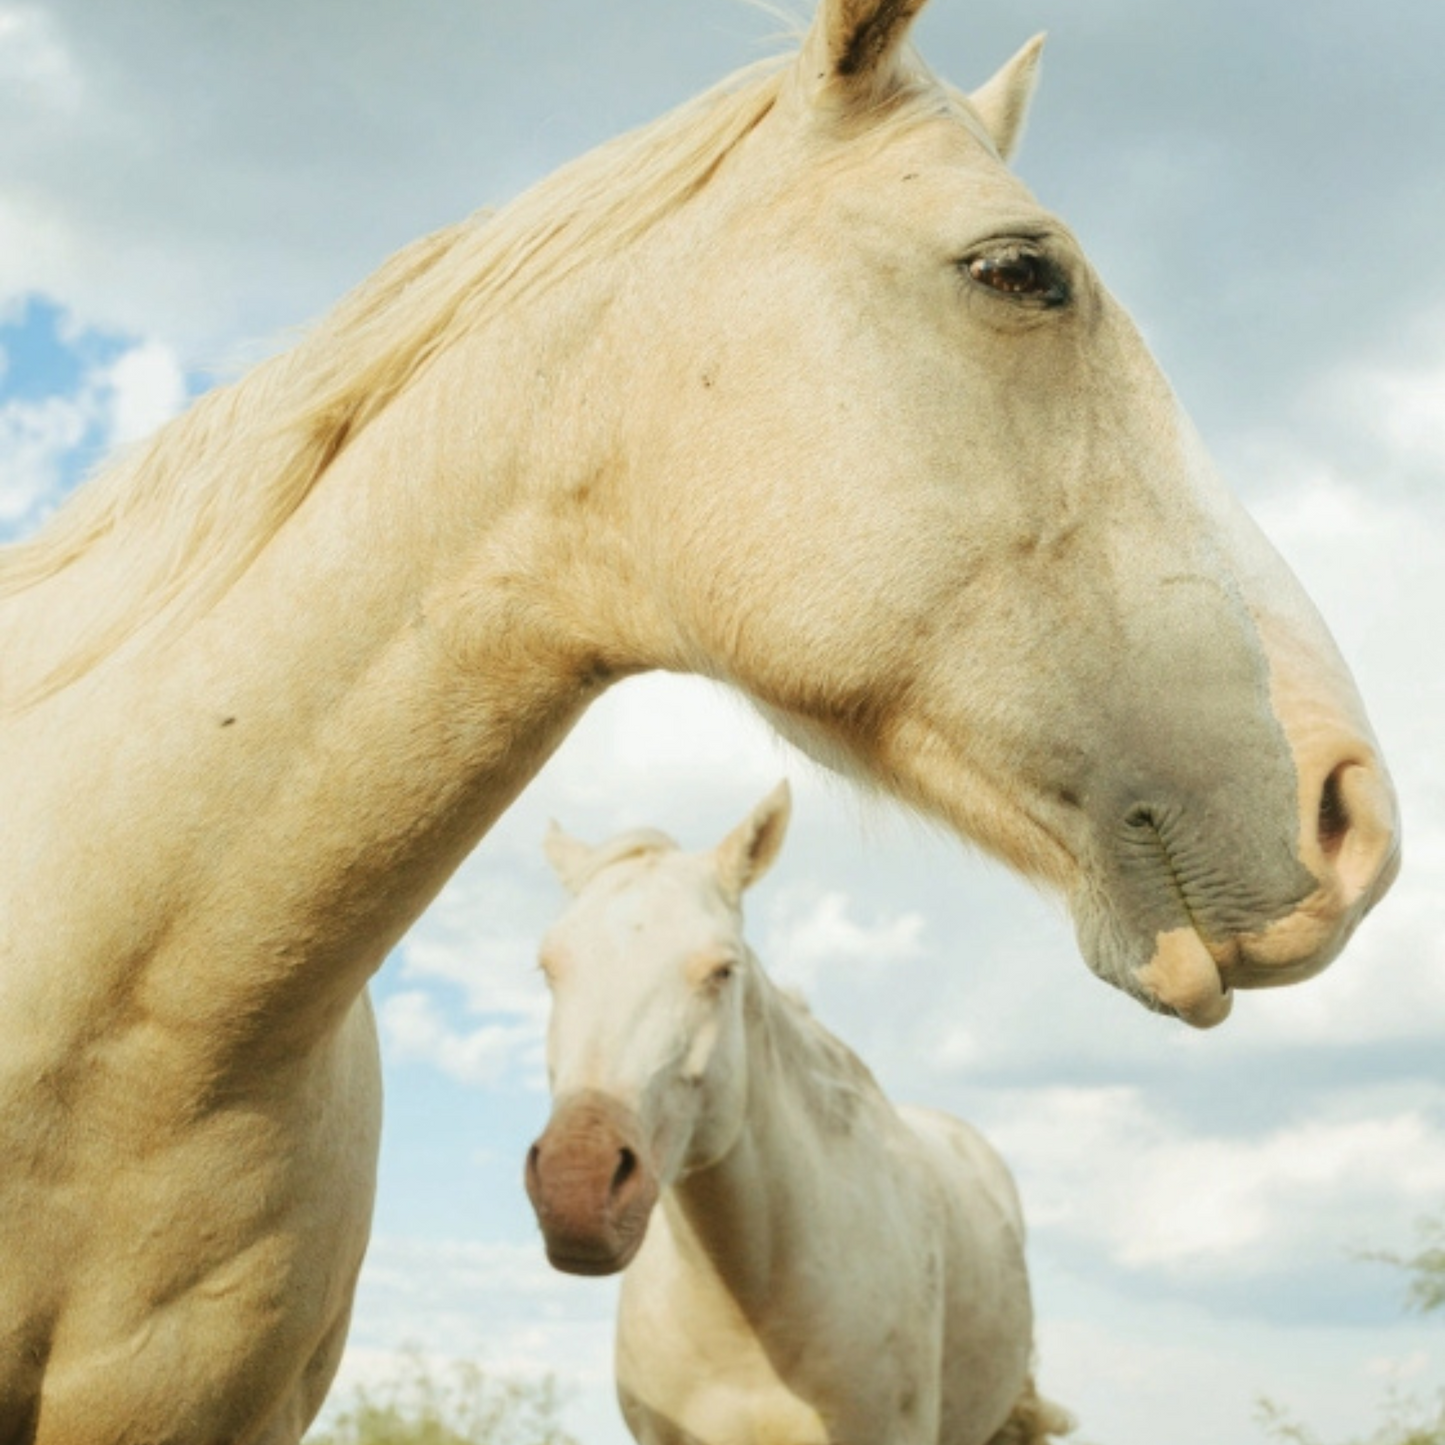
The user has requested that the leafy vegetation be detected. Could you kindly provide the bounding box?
[1258,1216,1445,1445]
[306,1352,579,1445]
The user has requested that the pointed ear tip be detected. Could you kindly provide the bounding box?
[542,820,580,870]
[759,778,793,825]
[1005,33,1046,73]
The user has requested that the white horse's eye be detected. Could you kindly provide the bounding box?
[966,246,1068,307]
[706,961,735,987]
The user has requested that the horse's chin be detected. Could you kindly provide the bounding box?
[543,1235,644,1277]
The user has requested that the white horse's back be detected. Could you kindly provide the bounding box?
[901,1104,1025,1239]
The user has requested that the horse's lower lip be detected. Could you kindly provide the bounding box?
[1136,926,1233,1028]
[544,1242,636,1277]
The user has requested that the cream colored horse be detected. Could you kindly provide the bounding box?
[527,782,1072,1445]
[0,0,1399,1437]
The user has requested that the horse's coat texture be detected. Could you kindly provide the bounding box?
[528,782,1073,1445]
[0,0,1399,1437]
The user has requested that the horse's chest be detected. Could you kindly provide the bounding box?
[619,1226,944,1444]
[0,1173,364,1445]
[0,1019,379,1443]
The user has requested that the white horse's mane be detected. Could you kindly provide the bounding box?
[0,54,815,700]
[574,828,679,891]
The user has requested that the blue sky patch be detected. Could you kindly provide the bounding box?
[0,296,130,405]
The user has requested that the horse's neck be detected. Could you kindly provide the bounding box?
[665,967,894,1311]
[0,306,652,1072]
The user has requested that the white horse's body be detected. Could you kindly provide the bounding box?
[528,785,1071,1445]
[0,0,1398,1436]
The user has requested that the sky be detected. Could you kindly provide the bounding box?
[2,2,1443,1442]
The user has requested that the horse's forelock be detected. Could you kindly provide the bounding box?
[573,829,679,892]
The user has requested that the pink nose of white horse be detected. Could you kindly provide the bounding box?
[525,1091,660,1276]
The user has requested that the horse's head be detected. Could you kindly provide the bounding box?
[606,0,1398,1025]
[523,787,788,1275]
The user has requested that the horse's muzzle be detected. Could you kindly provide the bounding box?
[1121,750,1400,1027]
[525,1090,660,1275]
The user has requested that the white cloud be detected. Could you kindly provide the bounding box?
[763,885,927,993]
[0,6,82,112]
[0,386,89,527]
[379,990,543,1089]
[535,672,795,823]
[396,884,547,1021]
[0,334,189,538]
[990,1086,1445,1281]
[103,338,187,446]
[1327,341,1445,474]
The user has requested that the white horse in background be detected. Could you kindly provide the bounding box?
[527,782,1072,1445]
[0,0,1400,1435]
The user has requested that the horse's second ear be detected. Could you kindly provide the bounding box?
[715,781,792,899]
[544,822,596,894]
[802,0,931,104]
[968,34,1045,163]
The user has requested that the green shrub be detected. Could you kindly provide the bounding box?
[1258,1216,1445,1445]
[306,1352,580,1445]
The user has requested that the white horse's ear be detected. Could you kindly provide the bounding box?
[801,0,931,104]
[968,34,1045,163]
[544,822,596,894]
[715,780,793,899]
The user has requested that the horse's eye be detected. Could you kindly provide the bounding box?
[707,961,735,987]
[966,248,1067,307]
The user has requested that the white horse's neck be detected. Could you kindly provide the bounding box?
[1,285,662,1076]
[664,963,895,1312]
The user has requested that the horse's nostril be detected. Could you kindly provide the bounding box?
[526,1142,543,1185]
[1317,765,1352,857]
[611,1147,637,1200]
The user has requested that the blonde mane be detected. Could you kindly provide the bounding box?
[0,56,791,703]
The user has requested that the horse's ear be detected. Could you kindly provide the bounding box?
[968,34,1045,163]
[715,780,793,899]
[801,0,931,104]
[544,822,596,895]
